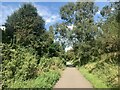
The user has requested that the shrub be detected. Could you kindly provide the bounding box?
[83,53,118,87]
[2,44,38,88]
[9,70,60,88]
[37,57,65,74]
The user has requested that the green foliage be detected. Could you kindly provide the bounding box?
[59,1,118,67]
[79,67,109,88]
[60,2,98,25]
[65,50,75,61]
[2,44,38,88]
[2,3,50,57]
[2,44,65,88]
[2,43,65,88]
[37,57,65,73]
[60,2,75,23]
[48,42,63,57]
[2,1,119,89]
[4,3,45,45]
[58,2,100,65]
[2,3,65,89]
[82,53,118,88]
[8,70,60,88]
[58,2,119,88]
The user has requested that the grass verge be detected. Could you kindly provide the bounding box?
[79,66,109,88]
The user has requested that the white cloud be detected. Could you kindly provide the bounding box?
[34,4,50,17]
[33,3,61,26]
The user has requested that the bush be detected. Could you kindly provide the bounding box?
[9,70,60,88]
[2,44,38,88]
[83,53,118,87]
[2,43,65,88]
[37,57,65,74]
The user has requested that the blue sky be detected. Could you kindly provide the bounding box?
[0,2,109,30]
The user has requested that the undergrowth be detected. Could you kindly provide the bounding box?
[8,70,60,89]
[79,53,118,88]
[79,67,109,88]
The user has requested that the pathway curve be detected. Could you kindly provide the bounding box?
[54,67,93,88]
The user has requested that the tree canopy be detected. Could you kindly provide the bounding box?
[4,3,45,45]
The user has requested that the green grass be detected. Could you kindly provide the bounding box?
[79,67,109,88]
[8,70,60,89]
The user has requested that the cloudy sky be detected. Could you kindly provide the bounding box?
[0,2,109,30]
